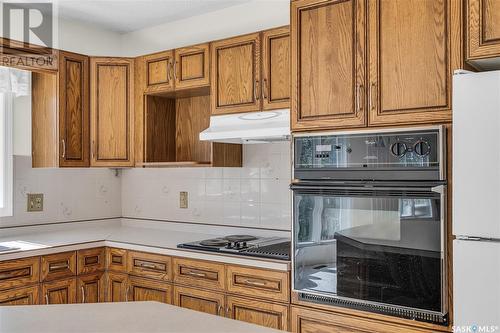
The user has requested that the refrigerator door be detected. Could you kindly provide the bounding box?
[453,71,500,239]
[453,240,500,328]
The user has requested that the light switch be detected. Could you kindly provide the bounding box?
[27,193,43,212]
[180,191,188,209]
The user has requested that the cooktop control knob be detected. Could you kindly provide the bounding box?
[414,140,431,156]
[390,142,408,157]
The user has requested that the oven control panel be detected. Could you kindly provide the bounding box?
[293,127,444,181]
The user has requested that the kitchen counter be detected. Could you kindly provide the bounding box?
[0,301,282,333]
[0,218,290,271]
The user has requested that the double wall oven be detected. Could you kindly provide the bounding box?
[291,126,447,325]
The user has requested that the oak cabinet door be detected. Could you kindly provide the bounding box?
[291,0,367,131]
[211,33,261,115]
[41,278,77,305]
[367,0,458,126]
[0,286,40,306]
[90,57,134,167]
[144,50,175,93]
[58,51,90,167]
[128,276,172,304]
[105,272,128,302]
[77,272,105,303]
[467,0,500,60]
[173,286,225,316]
[226,296,289,331]
[174,43,210,90]
[262,26,290,110]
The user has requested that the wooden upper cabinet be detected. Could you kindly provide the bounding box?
[58,51,90,167]
[291,0,367,131]
[367,0,458,126]
[467,0,500,60]
[262,27,290,110]
[211,33,261,115]
[90,57,134,167]
[174,43,210,90]
[144,50,175,93]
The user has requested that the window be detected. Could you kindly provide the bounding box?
[0,67,30,217]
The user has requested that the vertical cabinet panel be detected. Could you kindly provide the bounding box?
[367,0,455,125]
[105,272,129,302]
[174,43,210,90]
[226,296,289,331]
[211,33,261,114]
[77,272,105,303]
[262,27,290,110]
[0,286,40,306]
[58,51,90,167]
[41,278,77,305]
[291,0,366,131]
[173,286,225,316]
[128,277,172,304]
[467,0,500,60]
[90,57,134,167]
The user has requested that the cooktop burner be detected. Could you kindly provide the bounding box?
[199,238,230,247]
[224,235,258,242]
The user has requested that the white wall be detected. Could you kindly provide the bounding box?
[120,0,290,56]
[13,95,31,156]
[122,142,292,231]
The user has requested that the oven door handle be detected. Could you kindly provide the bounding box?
[290,184,442,192]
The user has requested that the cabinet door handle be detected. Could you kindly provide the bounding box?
[356,84,363,114]
[45,293,49,305]
[369,82,377,111]
[254,79,260,101]
[61,139,66,159]
[242,278,266,287]
[173,60,178,81]
[217,305,223,316]
[167,60,171,82]
[92,140,96,160]
[262,78,268,100]
[225,306,231,317]
[125,286,130,302]
[81,286,85,303]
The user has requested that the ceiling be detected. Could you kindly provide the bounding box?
[53,0,252,33]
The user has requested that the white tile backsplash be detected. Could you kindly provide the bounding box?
[0,156,122,228]
[121,142,292,230]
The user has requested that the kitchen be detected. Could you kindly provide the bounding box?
[0,0,499,332]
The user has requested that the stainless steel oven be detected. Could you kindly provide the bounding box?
[291,126,448,325]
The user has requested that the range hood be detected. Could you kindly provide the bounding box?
[199,109,290,144]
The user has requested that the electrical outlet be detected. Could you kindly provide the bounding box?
[27,193,44,212]
[180,191,188,209]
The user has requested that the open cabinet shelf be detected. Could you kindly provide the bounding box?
[141,93,242,168]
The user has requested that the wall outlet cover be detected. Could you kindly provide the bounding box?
[27,193,43,212]
[180,191,188,209]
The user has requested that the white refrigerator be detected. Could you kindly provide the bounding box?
[453,71,500,329]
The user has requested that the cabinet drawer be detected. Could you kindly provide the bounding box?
[106,248,127,273]
[0,285,40,306]
[128,276,172,304]
[173,258,225,291]
[41,251,77,281]
[0,257,39,290]
[77,247,105,275]
[226,265,289,303]
[127,251,172,281]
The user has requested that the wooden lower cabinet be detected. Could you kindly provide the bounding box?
[0,257,40,291]
[291,306,436,333]
[226,296,289,331]
[173,286,225,316]
[105,272,128,302]
[0,285,40,305]
[128,276,172,304]
[77,272,105,303]
[41,278,77,305]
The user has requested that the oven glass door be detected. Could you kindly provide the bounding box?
[293,185,445,313]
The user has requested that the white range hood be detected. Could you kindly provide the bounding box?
[199,109,290,144]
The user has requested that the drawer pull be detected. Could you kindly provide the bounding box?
[111,255,123,265]
[139,262,158,270]
[84,255,99,266]
[49,262,69,271]
[242,279,267,287]
[185,271,207,278]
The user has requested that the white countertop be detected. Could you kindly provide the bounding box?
[0,301,282,333]
[0,219,290,271]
